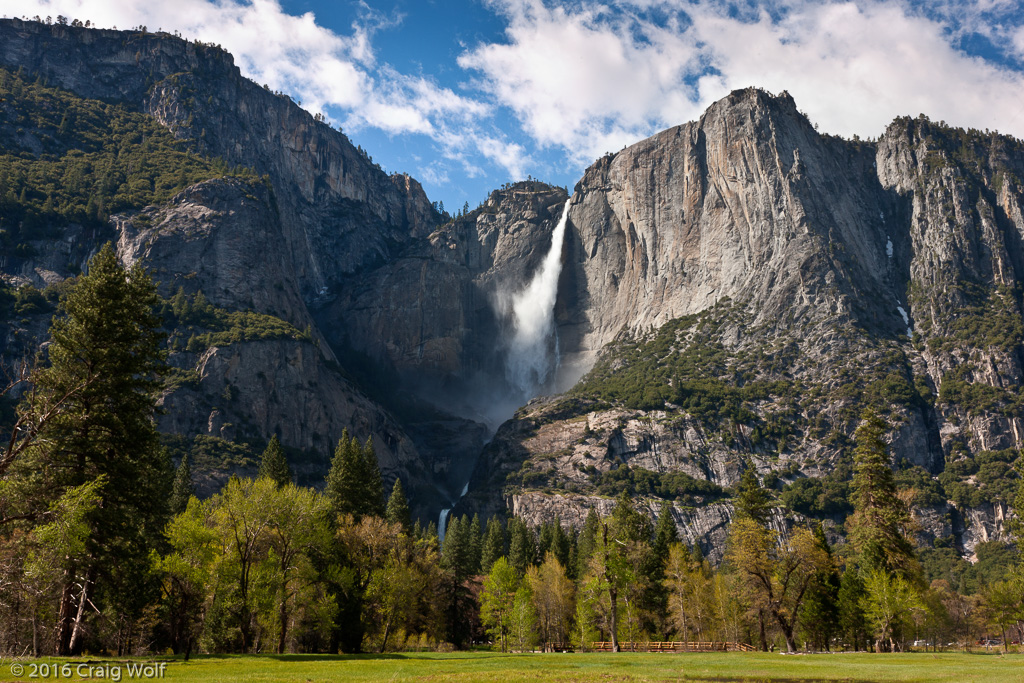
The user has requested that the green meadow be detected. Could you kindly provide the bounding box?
[11,651,1023,682]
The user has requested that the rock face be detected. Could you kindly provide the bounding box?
[0,19,445,517]
[0,20,570,520]
[463,89,1024,561]
[1,20,1021,559]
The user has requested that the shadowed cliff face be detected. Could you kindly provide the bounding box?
[0,19,446,517]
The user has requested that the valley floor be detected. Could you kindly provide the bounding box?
[10,651,1024,682]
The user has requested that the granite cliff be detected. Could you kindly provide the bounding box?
[459,90,1024,562]
[0,20,1021,560]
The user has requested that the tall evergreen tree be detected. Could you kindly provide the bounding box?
[549,517,571,570]
[508,517,536,575]
[847,409,917,579]
[467,513,483,575]
[799,524,841,651]
[385,477,412,533]
[576,508,600,579]
[169,452,194,516]
[12,243,169,655]
[837,565,870,651]
[734,460,772,526]
[442,515,473,580]
[652,501,680,566]
[257,434,291,487]
[326,429,359,517]
[360,436,385,518]
[481,516,506,572]
[325,430,384,519]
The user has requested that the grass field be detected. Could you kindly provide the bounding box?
[6,651,1024,682]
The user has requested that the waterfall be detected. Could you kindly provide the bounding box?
[504,198,571,397]
[437,480,471,543]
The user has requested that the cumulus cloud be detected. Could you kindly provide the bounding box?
[3,0,1024,190]
[460,0,1024,162]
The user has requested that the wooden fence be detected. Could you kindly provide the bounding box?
[552,641,755,653]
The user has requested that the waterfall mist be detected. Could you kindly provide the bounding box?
[502,199,571,399]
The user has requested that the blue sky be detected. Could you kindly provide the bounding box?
[3,0,1024,212]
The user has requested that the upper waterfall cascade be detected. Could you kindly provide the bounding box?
[503,198,571,398]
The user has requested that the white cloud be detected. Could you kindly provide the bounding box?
[460,0,1024,161]
[3,0,1024,188]
[459,1,709,161]
[691,1,1024,140]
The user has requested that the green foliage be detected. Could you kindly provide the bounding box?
[837,568,870,652]
[257,434,292,487]
[0,67,255,240]
[385,478,412,533]
[938,365,1024,418]
[508,517,537,575]
[798,525,840,651]
[780,464,854,516]
[595,465,724,503]
[162,433,258,471]
[938,448,1019,508]
[733,463,773,526]
[893,464,946,508]
[481,516,507,573]
[170,452,194,516]
[572,306,795,424]
[163,288,311,351]
[480,557,520,652]
[927,285,1024,354]
[847,410,917,580]
[325,430,385,520]
[8,243,170,653]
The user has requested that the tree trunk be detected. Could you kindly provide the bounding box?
[54,566,77,655]
[277,589,289,654]
[609,584,619,653]
[758,609,768,652]
[31,601,39,657]
[67,568,94,655]
[379,614,393,654]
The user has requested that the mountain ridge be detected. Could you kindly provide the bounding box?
[0,19,1021,561]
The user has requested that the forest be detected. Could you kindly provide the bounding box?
[0,246,1022,658]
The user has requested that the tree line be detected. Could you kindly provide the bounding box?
[0,246,1022,656]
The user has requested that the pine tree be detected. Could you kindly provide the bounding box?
[360,436,385,517]
[652,501,680,565]
[385,477,412,533]
[576,508,600,579]
[799,524,841,651]
[442,515,472,580]
[508,517,536,575]
[169,452,193,516]
[257,434,291,487]
[734,460,772,526]
[12,243,169,655]
[550,517,571,569]
[325,430,384,519]
[481,516,506,572]
[468,513,483,575]
[836,566,868,651]
[326,429,360,517]
[847,409,916,578]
